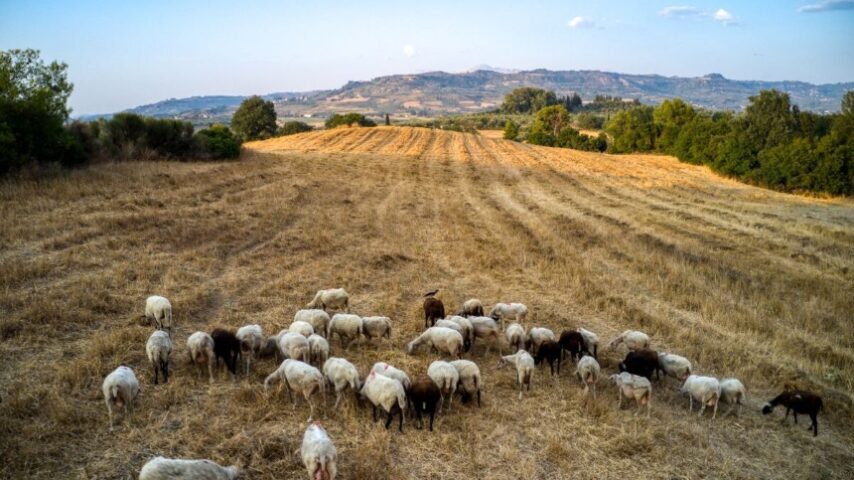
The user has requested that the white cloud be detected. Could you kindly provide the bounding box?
[402,45,416,57]
[799,0,854,13]
[568,16,594,28]
[659,5,736,24]
[712,8,733,22]
[659,6,700,17]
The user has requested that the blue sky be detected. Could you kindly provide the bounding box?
[1,0,852,114]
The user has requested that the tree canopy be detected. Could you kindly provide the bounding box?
[231,96,277,141]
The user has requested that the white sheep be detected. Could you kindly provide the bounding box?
[461,298,484,317]
[505,322,527,352]
[445,315,474,351]
[370,362,411,391]
[138,456,240,480]
[608,330,650,352]
[323,357,362,409]
[360,371,407,432]
[145,330,172,385]
[468,316,504,354]
[306,288,350,313]
[144,295,173,333]
[102,365,140,430]
[265,359,326,422]
[235,324,264,376]
[294,309,331,338]
[449,359,482,407]
[575,355,601,398]
[435,319,465,336]
[300,422,337,480]
[362,316,392,342]
[610,372,652,417]
[289,321,315,338]
[719,378,746,417]
[428,360,459,413]
[277,331,311,363]
[308,334,330,367]
[488,302,528,328]
[577,327,599,358]
[680,375,721,419]
[186,331,215,383]
[497,350,535,400]
[657,352,692,381]
[327,313,363,349]
[405,326,464,358]
[526,327,556,356]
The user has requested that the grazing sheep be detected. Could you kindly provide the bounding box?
[360,372,407,432]
[719,378,746,417]
[102,365,140,431]
[327,314,363,349]
[435,319,465,337]
[278,331,311,363]
[608,330,650,352]
[427,360,459,413]
[505,322,527,352]
[144,295,173,333]
[306,288,350,313]
[290,321,315,338]
[408,375,441,431]
[610,372,652,417]
[211,328,240,380]
[657,352,692,381]
[405,327,464,359]
[138,457,240,480]
[680,375,721,419]
[362,316,392,342]
[619,350,661,380]
[235,324,264,376]
[468,316,504,355]
[498,350,535,400]
[460,298,484,317]
[258,336,279,359]
[449,359,482,407]
[762,389,823,436]
[146,330,172,385]
[526,327,556,356]
[300,422,337,480]
[294,309,331,338]
[488,302,528,328]
[423,297,445,328]
[308,334,330,367]
[370,362,412,391]
[575,355,601,398]
[445,315,475,352]
[264,359,326,422]
[534,340,562,377]
[323,357,362,409]
[187,331,215,383]
[577,327,599,358]
[558,330,587,362]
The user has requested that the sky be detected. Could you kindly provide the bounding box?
[1,0,853,115]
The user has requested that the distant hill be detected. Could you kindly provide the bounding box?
[109,69,853,123]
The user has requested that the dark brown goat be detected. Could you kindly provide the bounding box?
[534,340,563,376]
[618,350,660,380]
[762,389,823,436]
[423,297,445,329]
[211,328,240,378]
[558,330,588,362]
[408,375,441,431]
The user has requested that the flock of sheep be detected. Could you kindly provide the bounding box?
[103,289,825,480]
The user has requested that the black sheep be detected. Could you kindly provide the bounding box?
[211,328,240,378]
[762,389,823,436]
[534,340,563,376]
[618,350,660,380]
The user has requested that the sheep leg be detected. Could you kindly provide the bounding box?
[372,405,378,422]
[592,384,597,399]
[106,401,114,431]
[618,392,623,409]
[162,361,169,384]
[437,393,444,415]
[429,408,435,431]
[415,406,423,430]
[207,358,214,384]
[306,394,315,423]
[712,398,718,419]
[477,389,481,407]
[809,414,818,436]
[793,412,798,424]
[448,388,454,412]
[688,396,693,412]
[334,391,342,410]
[698,399,706,417]
[152,363,159,385]
[781,408,790,424]
[398,408,404,433]
[384,409,394,430]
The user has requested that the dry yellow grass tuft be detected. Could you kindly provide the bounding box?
[1,126,853,479]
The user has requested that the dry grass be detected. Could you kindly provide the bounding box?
[1,126,853,479]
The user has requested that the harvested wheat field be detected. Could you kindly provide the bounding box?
[1,126,853,479]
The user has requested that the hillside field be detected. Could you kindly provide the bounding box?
[1,126,853,479]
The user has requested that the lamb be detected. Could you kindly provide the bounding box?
[719,378,746,417]
[323,357,362,409]
[327,314,363,349]
[144,295,173,333]
[423,296,445,328]
[138,457,240,480]
[657,352,692,381]
[619,350,661,380]
[449,359,482,407]
[505,322,527,352]
[488,302,528,329]
[762,388,823,436]
[360,371,407,432]
[308,334,330,367]
[534,340,562,377]
[186,331,215,383]
[294,309,331,338]
[289,321,315,338]
[445,315,474,352]
[608,330,650,352]
[498,350,535,400]
[264,359,326,422]
[468,316,504,354]
[211,328,240,380]
[577,327,599,358]
[526,327,556,356]
[145,330,172,384]
[460,298,484,317]
[300,422,337,480]
[610,372,652,417]
[405,327,464,359]
[427,360,459,413]
[102,365,140,431]
[575,355,601,398]
[680,375,721,419]
[278,331,311,363]
[558,330,587,362]
[408,375,441,430]
[235,324,264,376]
[362,316,392,342]
[306,288,350,313]
[370,362,412,391]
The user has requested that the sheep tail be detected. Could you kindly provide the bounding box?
[110,384,120,401]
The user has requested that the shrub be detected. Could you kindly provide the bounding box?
[503,120,519,140]
[194,125,241,159]
[279,121,313,136]
[231,96,277,141]
[325,113,376,128]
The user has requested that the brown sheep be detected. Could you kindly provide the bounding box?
[423,297,445,329]
[408,375,441,431]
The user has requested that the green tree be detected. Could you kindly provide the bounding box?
[842,90,854,117]
[503,120,519,140]
[742,89,796,152]
[279,120,313,136]
[606,106,656,153]
[194,124,241,159]
[385,113,391,126]
[532,105,570,138]
[575,112,604,130]
[231,95,277,141]
[653,98,695,153]
[501,87,558,114]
